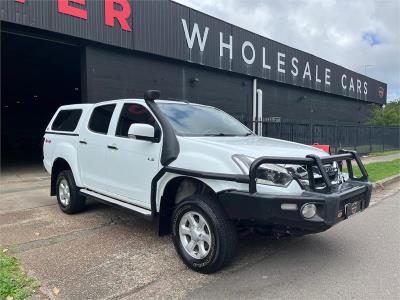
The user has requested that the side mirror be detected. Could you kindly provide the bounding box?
[128,124,155,142]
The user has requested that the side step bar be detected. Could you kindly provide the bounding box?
[80,189,152,218]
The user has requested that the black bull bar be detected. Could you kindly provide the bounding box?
[249,150,368,193]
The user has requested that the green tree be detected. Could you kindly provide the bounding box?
[369,99,400,126]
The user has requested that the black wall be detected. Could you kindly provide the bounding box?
[258,80,374,122]
[84,45,252,116]
[84,45,373,123]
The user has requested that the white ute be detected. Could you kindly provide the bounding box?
[43,90,372,273]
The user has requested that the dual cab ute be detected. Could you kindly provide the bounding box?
[43,90,371,273]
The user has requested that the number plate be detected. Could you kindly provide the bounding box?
[345,201,362,218]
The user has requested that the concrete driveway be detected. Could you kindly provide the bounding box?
[187,188,400,299]
[1,165,399,299]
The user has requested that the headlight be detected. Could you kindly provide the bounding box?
[232,154,293,187]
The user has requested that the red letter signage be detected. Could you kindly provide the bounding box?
[105,0,132,32]
[58,0,88,20]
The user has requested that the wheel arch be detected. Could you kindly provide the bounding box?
[50,157,75,196]
[49,138,82,195]
[158,176,217,236]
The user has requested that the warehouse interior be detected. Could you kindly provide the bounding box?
[1,30,82,166]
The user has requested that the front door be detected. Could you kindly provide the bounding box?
[106,102,162,208]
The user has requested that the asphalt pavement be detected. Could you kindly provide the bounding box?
[187,189,400,300]
[0,165,399,299]
[359,152,400,165]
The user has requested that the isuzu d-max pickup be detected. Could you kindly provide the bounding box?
[43,90,371,273]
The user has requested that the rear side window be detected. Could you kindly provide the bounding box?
[88,104,116,134]
[51,109,82,132]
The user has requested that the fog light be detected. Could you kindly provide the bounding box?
[301,203,317,219]
[281,203,298,211]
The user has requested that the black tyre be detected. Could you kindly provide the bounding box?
[172,195,237,273]
[56,170,85,214]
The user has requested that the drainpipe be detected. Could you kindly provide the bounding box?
[252,79,257,133]
[257,89,263,136]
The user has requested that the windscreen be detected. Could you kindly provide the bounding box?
[157,103,252,137]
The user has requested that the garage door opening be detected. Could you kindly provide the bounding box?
[1,31,82,167]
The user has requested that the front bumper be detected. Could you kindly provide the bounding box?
[218,180,372,235]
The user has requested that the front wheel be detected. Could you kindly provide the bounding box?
[172,195,237,273]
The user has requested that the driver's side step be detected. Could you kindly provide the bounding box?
[79,189,152,219]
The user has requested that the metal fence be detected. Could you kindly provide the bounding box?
[236,116,400,155]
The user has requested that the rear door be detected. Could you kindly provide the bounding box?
[78,103,116,193]
[105,102,162,207]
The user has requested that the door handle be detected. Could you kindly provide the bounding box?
[79,140,87,145]
[107,145,118,150]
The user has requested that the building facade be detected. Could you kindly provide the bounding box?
[0,0,387,163]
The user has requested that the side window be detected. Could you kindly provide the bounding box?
[88,104,116,134]
[116,103,156,137]
[51,109,82,132]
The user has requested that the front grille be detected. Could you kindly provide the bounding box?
[311,164,340,188]
[286,163,342,191]
[249,151,368,194]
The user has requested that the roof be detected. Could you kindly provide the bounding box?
[57,99,195,109]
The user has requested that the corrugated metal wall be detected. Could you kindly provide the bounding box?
[0,0,387,104]
[0,0,133,47]
[84,45,252,116]
[133,0,189,59]
[84,45,375,123]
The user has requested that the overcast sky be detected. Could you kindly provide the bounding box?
[174,0,400,102]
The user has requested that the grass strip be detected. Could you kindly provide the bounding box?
[0,249,39,300]
[351,159,400,182]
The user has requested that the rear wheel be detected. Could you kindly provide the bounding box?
[172,195,237,273]
[56,170,85,214]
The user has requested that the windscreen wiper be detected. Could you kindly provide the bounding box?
[203,133,234,136]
